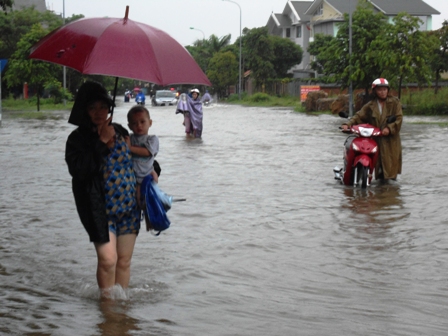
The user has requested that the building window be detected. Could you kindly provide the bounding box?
[296,26,302,38]
[315,3,323,16]
[286,28,291,38]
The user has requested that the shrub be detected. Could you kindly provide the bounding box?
[401,87,448,115]
[227,92,248,102]
[248,93,271,103]
[44,81,73,104]
[405,102,448,115]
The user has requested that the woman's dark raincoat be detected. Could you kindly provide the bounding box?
[65,81,130,243]
[344,95,403,180]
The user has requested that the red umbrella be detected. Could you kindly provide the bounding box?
[28,6,211,113]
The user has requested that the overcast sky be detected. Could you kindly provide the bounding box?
[48,0,448,46]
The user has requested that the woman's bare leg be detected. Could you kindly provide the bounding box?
[184,113,191,134]
[94,232,118,291]
[115,233,137,288]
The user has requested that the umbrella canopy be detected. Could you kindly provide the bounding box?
[28,7,211,87]
[133,87,141,91]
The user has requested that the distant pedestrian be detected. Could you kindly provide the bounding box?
[176,88,203,138]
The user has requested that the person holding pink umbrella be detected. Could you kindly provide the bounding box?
[65,81,140,297]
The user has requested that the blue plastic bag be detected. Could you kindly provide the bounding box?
[140,175,172,235]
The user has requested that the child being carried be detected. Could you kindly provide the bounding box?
[125,105,159,231]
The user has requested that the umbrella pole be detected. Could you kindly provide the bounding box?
[110,77,119,119]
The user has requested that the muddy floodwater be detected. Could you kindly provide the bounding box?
[0,102,447,336]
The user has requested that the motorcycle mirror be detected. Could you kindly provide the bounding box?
[338,111,349,119]
[386,115,396,123]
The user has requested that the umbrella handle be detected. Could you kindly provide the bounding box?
[109,77,119,123]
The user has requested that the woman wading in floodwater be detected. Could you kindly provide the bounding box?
[65,81,141,297]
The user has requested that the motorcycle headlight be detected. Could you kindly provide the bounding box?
[352,143,359,151]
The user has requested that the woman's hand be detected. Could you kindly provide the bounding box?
[382,127,390,136]
[124,135,131,148]
[98,116,115,146]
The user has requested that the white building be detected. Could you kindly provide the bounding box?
[267,0,440,78]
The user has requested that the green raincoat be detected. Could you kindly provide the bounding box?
[344,95,403,180]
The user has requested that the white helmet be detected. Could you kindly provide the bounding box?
[372,78,389,89]
[191,88,200,94]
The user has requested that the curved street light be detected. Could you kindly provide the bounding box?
[189,27,205,40]
[222,0,242,100]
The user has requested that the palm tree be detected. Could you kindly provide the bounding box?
[187,34,232,73]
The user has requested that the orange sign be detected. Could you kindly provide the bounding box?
[300,85,320,102]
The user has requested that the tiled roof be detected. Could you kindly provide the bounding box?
[275,13,293,27]
[291,1,313,21]
[305,0,440,16]
[369,0,440,15]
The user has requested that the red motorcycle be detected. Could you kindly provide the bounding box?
[333,114,396,188]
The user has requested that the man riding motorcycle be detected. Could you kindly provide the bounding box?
[135,91,146,105]
[341,78,403,181]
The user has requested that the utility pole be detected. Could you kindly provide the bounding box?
[222,0,242,100]
[349,0,353,117]
[63,0,67,106]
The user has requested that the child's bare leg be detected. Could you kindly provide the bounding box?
[144,212,152,231]
[150,170,158,183]
[138,181,153,231]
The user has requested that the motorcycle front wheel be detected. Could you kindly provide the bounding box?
[360,166,369,188]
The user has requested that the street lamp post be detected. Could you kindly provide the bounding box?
[63,0,66,106]
[222,0,242,100]
[189,27,205,40]
[348,0,353,117]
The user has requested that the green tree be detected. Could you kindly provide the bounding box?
[243,27,275,90]
[4,24,60,110]
[1,8,87,98]
[0,0,12,11]
[206,34,232,54]
[307,33,336,75]
[186,34,232,73]
[372,12,433,98]
[0,7,64,59]
[308,1,388,94]
[206,51,238,97]
[270,35,303,77]
[65,13,85,24]
[427,20,448,94]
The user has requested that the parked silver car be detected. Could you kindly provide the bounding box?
[152,90,178,106]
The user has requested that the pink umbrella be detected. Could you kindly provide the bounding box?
[29,6,211,113]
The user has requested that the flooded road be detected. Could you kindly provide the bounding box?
[0,102,447,335]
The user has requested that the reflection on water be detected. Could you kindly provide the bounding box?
[341,182,408,225]
[98,299,141,336]
[1,107,448,335]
